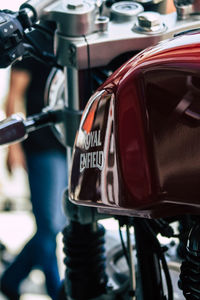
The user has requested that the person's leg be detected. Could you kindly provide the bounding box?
[27,150,67,235]
[1,240,33,300]
[26,150,68,299]
[1,150,67,300]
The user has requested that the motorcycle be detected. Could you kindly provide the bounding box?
[1,0,200,299]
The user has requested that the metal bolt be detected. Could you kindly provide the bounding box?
[138,12,161,29]
[67,0,83,10]
[68,44,76,54]
[95,16,109,32]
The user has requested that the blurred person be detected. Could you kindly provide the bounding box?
[1,56,68,300]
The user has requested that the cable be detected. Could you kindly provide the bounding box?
[33,23,54,36]
[23,35,59,68]
[23,43,52,66]
[143,220,174,300]
[83,35,93,95]
[118,224,130,267]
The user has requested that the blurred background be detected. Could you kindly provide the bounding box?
[0,1,61,300]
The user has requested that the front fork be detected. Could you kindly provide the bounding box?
[62,191,117,300]
[62,220,107,299]
[62,65,110,300]
[61,197,168,300]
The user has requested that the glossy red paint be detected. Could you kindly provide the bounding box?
[116,71,154,207]
[69,33,200,218]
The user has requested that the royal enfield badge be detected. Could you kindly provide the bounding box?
[80,130,104,172]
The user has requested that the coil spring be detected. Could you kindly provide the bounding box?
[179,223,200,300]
[62,221,107,300]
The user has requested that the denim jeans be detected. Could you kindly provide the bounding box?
[1,150,67,300]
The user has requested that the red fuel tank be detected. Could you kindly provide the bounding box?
[69,32,200,218]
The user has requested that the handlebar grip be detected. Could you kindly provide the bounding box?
[0,114,27,146]
[0,110,63,146]
[20,0,55,22]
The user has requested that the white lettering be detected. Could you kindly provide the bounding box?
[84,134,90,150]
[97,151,104,170]
[92,152,96,168]
[84,130,102,150]
[80,151,104,172]
[80,153,86,173]
[98,130,101,146]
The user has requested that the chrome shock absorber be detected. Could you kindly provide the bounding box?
[179,223,200,299]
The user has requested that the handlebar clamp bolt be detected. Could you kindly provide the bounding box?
[67,0,84,10]
[133,11,166,34]
[138,12,161,29]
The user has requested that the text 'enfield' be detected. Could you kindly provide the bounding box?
[80,130,104,172]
